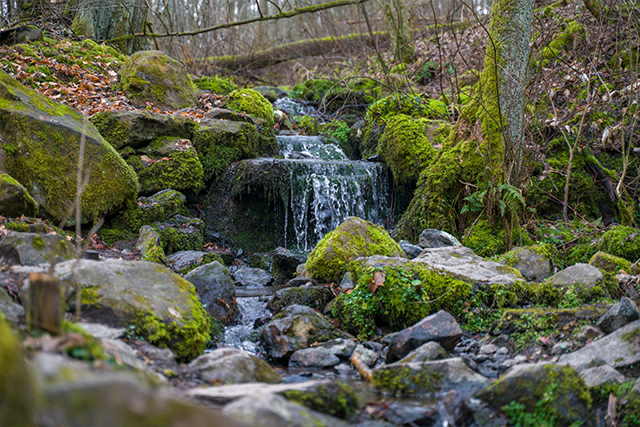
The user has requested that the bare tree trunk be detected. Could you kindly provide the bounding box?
[378,0,414,63]
[67,0,149,54]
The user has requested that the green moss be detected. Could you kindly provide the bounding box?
[601,226,640,262]
[225,89,274,127]
[297,115,319,135]
[153,216,204,255]
[134,284,213,362]
[377,114,437,185]
[463,219,532,258]
[371,364,445,397]
[543,20,586,60]
[305,217,405,284]
[142,244,167,264]
[81,286,101,306]
[589,251,631,273]
[0,314,40,426]
[60,320,108,362]
[621,327,640,345]
[283,383,358,419]
[193,76,238,94]
[332,263,471,340]
[172,252,224,275]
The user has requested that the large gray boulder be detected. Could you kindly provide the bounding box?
[412,246,523,286]
[0,173,38,217]
[500,246,551,282]
[188,347,282,385]
[222,393,351,427]
[372,358,488,399]
[545,263,603,290]
[386,310,463,363]
[259,305,352,361]
[184,261,239,324]
[0,231,76,266]
[0,70,138,223]
[558,319,640,372]
[53,259,211,362]
[475,363,592,426]
[232,267,274,287]
[579,365,625,388]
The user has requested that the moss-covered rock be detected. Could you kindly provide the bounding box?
[126,137,204,195]
[601,226,640,262]
[119,50,198,109]
[332,261,471,340]
[90,110,196,150]
[0,172,38,217]
[0,70,138,223]
[462,219,532,258]
[188,347,282,385]
[192,118,278,181]
[54,259,213,362]
[377,114,437,185]
[267,285,335,314]
[496,244,554,282]
[589,250,631,273]
[0,314,39,425]
[306,217,405,284]
[225,89,274,127]
[476,363,592,425]
[110,189,188,232]
[153,215,204,256]
[283,382,358,419]
[0,230,76,266]
[135,225,167,264]
[193,76,238,95]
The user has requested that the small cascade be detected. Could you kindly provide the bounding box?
[276,135,390,251]
[224,296,271,354]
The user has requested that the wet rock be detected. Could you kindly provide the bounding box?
[501,246,551,282]
[222,393,351,427]
[184,261,239,324]
[412,246,522,286]
[267,285,334,314]
[259,304,352,361]
[353,343,379,367]
[232,267,274,287]
[558,319,640,372]
[166,250,223,275]
[438,390,474,427]
[580,365,625,388]
[399,240,422,258]
[0,231,75,266]
[418,229,461,248]
[318,338,357,359]
[475,363,592,426]
[0,172,38,217]
[478,343,498,355]
[492,306,606,337]
[41,373,239,427]
[397,341,448,364]
[188,347,282,385]
[289,347,340,368]
[54,259,211,361]
[545,263,603,291]
[372,357,489,398]
[153,215,204,256]
[386,310,463,363]
[596,297,640,333]
[204,107,252,122]
[272,247,306,283]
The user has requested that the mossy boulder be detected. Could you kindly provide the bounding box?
[476,363,592,425]
[193,76,238,95]
[306,216,405,284]
[0,231,76,266]
[282,381,359,419]
[135,225,166,264]
[497,244,554,282]
[192,118,278,181]
[589,251,631,273]
[167,250,224,275]
[111,189,188,232]
[184,261,239,324]
[54,259,213,362]
[0,172,38,217]
[0,314,39,425]
[152,215,204,256]
[126,137,204,195]
[225,89,274,127]
[377,114,437,185]
[267,285,335,314]
[462,219,532,258]
[601,226,640,262]
[90,110,196,150]
[0,70,138,223]
[119,50,198,109]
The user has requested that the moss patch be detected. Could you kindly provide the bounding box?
[225,89,274,127]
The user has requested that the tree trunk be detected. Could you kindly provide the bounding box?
[67,0,149,54]
[378,0,414,63]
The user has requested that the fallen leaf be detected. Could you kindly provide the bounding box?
[168,307,182,319]
[369,270,386,294]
